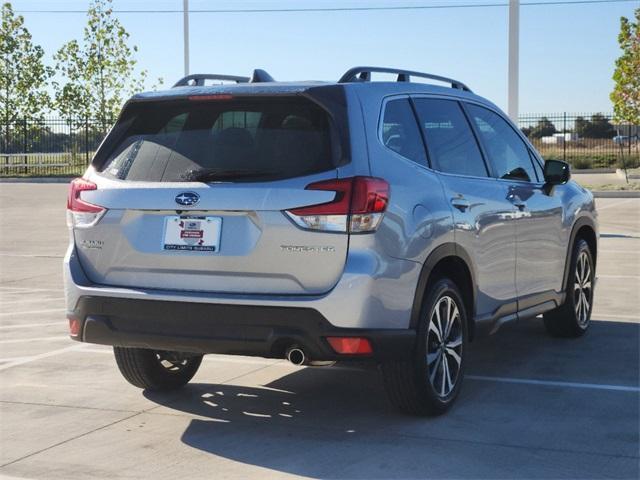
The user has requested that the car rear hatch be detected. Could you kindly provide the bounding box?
[71,91,354,295]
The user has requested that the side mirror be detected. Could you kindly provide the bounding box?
[544,160,571,185]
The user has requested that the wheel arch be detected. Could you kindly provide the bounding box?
[562,216,598,293]
[410,243,477,340]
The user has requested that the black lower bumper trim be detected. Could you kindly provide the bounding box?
[71,296,415,362]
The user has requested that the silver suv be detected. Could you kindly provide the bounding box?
[64,67,598,415]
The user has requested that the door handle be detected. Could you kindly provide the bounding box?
[451,197,470,212]
[507,193,526,211]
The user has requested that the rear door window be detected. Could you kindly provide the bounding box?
[412,98,488,177]
[381,98,428,166]
[99,97,336,182]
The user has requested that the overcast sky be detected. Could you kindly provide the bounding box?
[11,0,638,114]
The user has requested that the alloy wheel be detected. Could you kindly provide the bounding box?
[574,251,592,327]
[156,351,191,372]
[426,295,463,397]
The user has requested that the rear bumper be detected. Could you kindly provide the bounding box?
[64,243,421,330]
[70,296,416,362]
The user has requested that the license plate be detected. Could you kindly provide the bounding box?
[163,216,222,252]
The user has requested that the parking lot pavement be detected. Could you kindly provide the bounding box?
[0,184,638,480]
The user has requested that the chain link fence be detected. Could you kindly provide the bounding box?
[1,113,638,177]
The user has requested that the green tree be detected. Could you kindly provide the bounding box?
[53,0,158,129]
[1,2,52,151]
[575,114,616,139]
[574,116,588,137]
[610,8,639,124]
[529,117,557,138]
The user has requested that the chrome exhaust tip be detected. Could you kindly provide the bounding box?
[286,346,306,366]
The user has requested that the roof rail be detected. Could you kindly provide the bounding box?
[338,66,472,92]
[173,74,250,87]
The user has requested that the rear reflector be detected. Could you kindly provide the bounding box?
[326,337,373,355]
[285,176,389,233]
[67,315,81,337]
[66,178,106,228]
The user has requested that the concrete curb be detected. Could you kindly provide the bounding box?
[615,169,640,180]
[0,177,73,184]
[572,168,617,174]
[592,191,640,198]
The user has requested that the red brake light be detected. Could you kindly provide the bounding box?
[67,315,81,337]
[67,178,106,228]
[285,177,389,233]
[188,94,234,101]
[326,337,373,355]
[289,177,389,216]
[351,177,389,214]
[288,178,353,216]
[67,178,101,213]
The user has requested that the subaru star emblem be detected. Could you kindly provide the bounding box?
[175,192,200,206]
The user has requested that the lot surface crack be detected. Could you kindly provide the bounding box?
[0,411,145,469]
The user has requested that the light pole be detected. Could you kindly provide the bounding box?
[183,0,190,76]
[508,0,519,122]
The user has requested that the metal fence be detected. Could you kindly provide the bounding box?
[518,112,639,170]
[1,117,113,177]
[1,113,638,177]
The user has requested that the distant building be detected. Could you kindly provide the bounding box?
[541,133,578,144]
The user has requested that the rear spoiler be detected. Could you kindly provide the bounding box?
[173,69,275,87]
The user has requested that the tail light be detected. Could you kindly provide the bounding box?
[67,314,81,337]
[285,176,389,233]
[66,178,106,228]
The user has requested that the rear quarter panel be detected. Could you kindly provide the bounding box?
[354,89,454,265]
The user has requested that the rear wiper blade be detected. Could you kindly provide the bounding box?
[181,168,279,182]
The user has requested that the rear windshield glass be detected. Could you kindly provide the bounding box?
[98,97,336,182]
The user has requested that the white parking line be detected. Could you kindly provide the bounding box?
[0,322,64,330]
[0,286,62,293]
[467,375,640,393]
[599,250,640,255]
[1,344,638,393]
[0,297,64,306]
[80,348,284,366]
[0,336,69,344]
[0,355,39,363]
[0,345,84,371]
[76,349,640,393]
[596,199,635,211]
[0,253,64,258]
[592,313,640,321]
[0,308,65,317]
[598,274,640,279]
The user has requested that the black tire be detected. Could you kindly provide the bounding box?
[113,347,203,391]
[543,238,594,338]
[382,278,468,416]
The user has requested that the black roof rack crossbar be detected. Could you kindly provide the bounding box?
[173,73,250,87]
[338,66,472,92]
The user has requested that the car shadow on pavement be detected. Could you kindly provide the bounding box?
[143,318,639,479]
